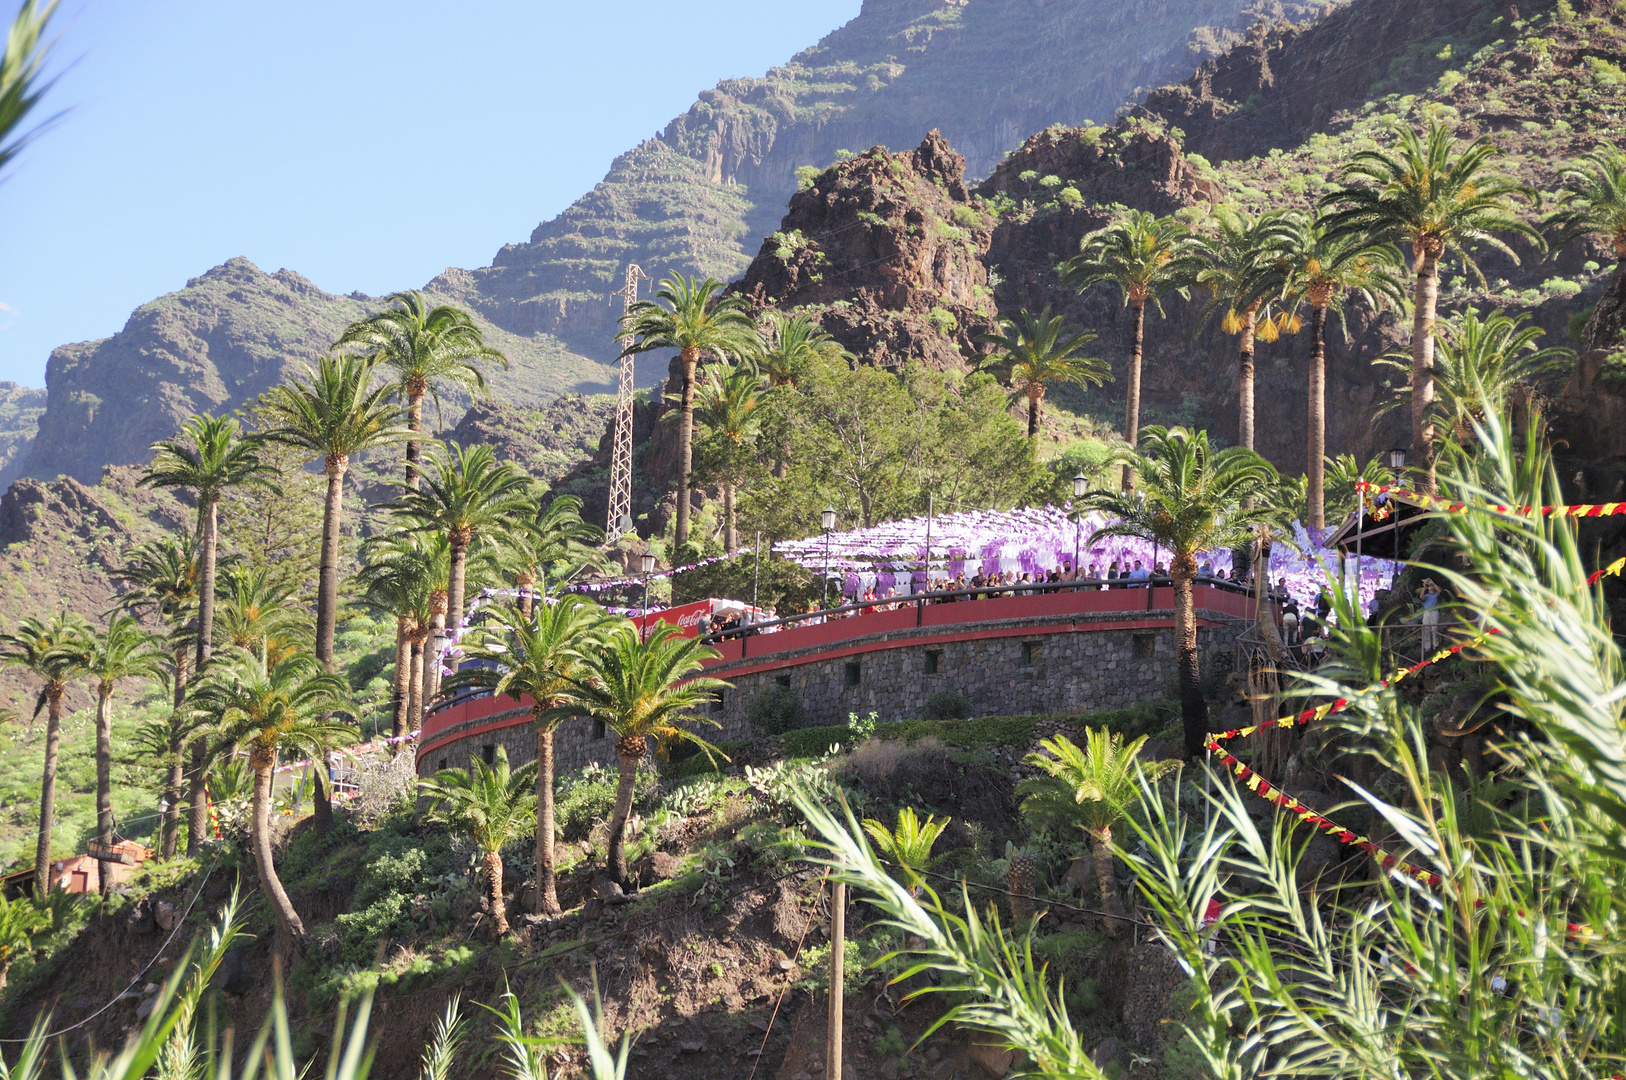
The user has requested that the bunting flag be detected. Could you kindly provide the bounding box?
[1356,481,1626,518]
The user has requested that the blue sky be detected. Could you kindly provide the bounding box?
[0,0,863,386]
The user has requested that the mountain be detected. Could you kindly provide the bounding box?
[0,382,46,485]
[16,258,610,483]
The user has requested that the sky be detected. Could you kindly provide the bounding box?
[0,0,864,387]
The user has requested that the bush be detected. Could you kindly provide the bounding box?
[924,690,972,720]
[556,763,660,840]
[746,683,808,736]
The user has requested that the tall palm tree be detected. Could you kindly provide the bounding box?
[420,746,536,937]
[689,365,765,550]
[444,598,618,914]
[975,307,1112,440]
[261,353,409,827]
[192,649,354,945]
[0,0,60,177]
[616,274,761,546]
[60,615,165,894]
[335,291,509,490]
[547,624,727,886]
[1190,209,1291,452]
[503,494,606,620]
[0,611,90,895]
[1376,308,1571,445]
[140,415,274,679]
[1060,211,1201,489]
[215,565,309,661]
[1546,143,1626,261]
[130,707,214,862]
[1320,121,1540,486]
[1018,730,1177,931]
[386,443,531,682]
[754,310,847,388]
[1252,212,1408,528]
[357,539,438,741]
[115,534,200,857]
[1087,427,1277,757]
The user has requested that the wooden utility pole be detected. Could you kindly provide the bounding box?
[827,859,845,1080]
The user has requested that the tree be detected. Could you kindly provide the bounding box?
[1018,729,1176,931]
[335,291,508,490]
[192,649,354,945]
[1191,208,1288,452]
[1381,308,1571,445]
[386,442,532,680]
[617,274,760,546]
[547,624,726,886]
[861,807,950,896]
[754,310,847,388]
[420,746,537,937]
[975,308,1111,440]
[502,494,606,621]
[0,0,60,177]
[0,892,46,992]
[0,611,90,895]
[689,365,766,550]
[1087,427,1277,757]
[1546,142,1626,260]
[1252,212,1407,528]
[1323,452,1395,525]
[261,354,408,828]
[115,533,200,858]
[444,598,617,914]
[1320,121,1539,486]
[215,564,309,662]
[1061,211,1201,489]
[357,538,440,742]
[60,614,165,895]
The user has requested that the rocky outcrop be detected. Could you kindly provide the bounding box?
[0,382,47,487]
[445,395,617,484]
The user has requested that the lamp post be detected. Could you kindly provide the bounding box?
[821,506,837,609]
[1072,472,1088,585]
[1386,446,1407,563]
[640,552,656,640]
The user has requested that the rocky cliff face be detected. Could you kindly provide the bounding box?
[0,383,47,487]
[18,259,612,483]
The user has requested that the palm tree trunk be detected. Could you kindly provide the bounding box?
[447,538,469,654]
[1027,389,1041,440]
[723,484,737,553]
[391,617,411,743]
[311,454,348,833]
[483,850,509,936]
[1251,531,1293,780]
[34,689,63,896]
[405,390,425,490]
[1089,827,1121,933]
[1238,301,1259,451]
[95,686,114,896]
[606,748,642,886]
[424,602,447,706]
[186,737,209,854]
[252,758,306,945]
[676,346,700,547]
[1172,555,1208,759]
[1411,253,1441,492]
[1307,303,1329,530]
[407,633,425,730]
[534,723,561,915]
[1123,299,1146,491]
[197,498,219,674]
[162,648,189,859]
[516,573,535,621]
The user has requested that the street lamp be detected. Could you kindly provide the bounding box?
[1072,472,1088,584]
[1386,445,1408,472]
[1384,447,1407,563]
[640,552,656,640]
[821,507,837,609]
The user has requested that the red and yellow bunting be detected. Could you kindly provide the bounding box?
[1355,481,1626,519]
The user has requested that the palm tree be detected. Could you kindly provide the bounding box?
[503,494,607,620]
[0,0,60,176]
[861,807,951,896]
[1018,730,1177,931]
[114,533,201,857]
[547,624,727,886]
[1087,427,1277,757]
[0,611,90,895]
[358,539,438,741]
[1323,453,1395,525]
[130,707,214,862]
[1546,142,1626,260]
[1060,211,1201,489]
[975,307,1112,440]
[60,614,165,894]
[192,649,354,944]
[754,310,847,388]
[261,353,407,830]
[420,746,537,936]
[1319,121,1540,486]
[386,443,532,679]
[1190,209,1291,452]
[335,291,508,490]
[689,365,765,550]
[1251,211,1408,528]
[1376,308,1571,445]
[616,274,761,546]
[140,415,274,679]
[0,891,46,992]
[215,565,309,661]
[444,598,617,914]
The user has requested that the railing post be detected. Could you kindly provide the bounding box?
[916,596,923,627]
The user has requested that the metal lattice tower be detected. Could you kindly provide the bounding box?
[606,264,649,543]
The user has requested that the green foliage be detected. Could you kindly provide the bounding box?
[927,307,958,335]
[862,805,951,891]
[924,689,971,720]
[557,763,657,840]
[847,710,877,742]
[745,682,807,736]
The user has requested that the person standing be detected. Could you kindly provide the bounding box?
[1419,578,1442,654]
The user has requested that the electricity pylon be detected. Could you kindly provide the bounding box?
[606,263,649,543]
